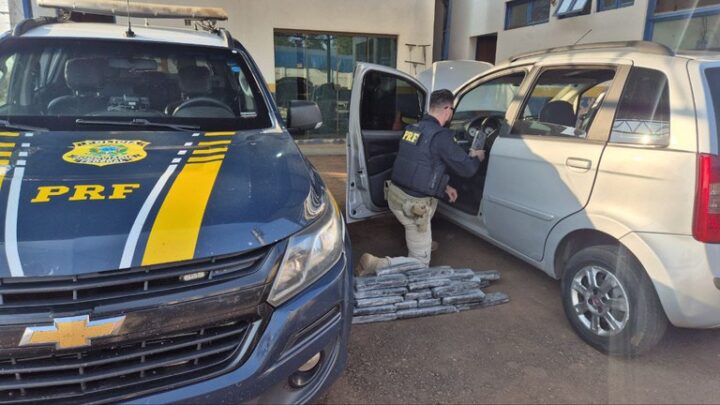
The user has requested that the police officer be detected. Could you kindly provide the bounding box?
[358,89,485,275]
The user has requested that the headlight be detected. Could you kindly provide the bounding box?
[267,191,345,306]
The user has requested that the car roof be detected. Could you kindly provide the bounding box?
[495,40,695,69]
[19,21,229,48]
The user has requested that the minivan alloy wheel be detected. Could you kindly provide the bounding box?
[570,265,630,337]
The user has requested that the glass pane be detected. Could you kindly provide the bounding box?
[557,0,574,14]
[507,1,530,29]
[599,0,617,9]
[0,38,270,131]
[611,68,670,146]
[705,68,720,149]
[619,0,634,6]
[514,68,616,138]
[530,0,551,23]
[571,0,589,11]
[652,14,720,51]
[274,30,397,137]
[274,32,306,120]
[0,54,16,107]
[454,73,526,120]
[360,71,424,131]
[655,0,720,13]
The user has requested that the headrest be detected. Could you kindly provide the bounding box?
[539,100,576,128]
[65,58,105,93]
[179,66,212,97]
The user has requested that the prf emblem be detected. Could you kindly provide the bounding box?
[402,130,420,144]
[63,140,149,167]
[19,315,126,350]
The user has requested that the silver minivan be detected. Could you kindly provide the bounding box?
[347,41,720,356]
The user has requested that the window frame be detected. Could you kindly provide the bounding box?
[506,63,632,144]
[597,0,635,12]
[555,0,592,18]
[505,0,551,30]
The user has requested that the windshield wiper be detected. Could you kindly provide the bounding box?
[0,120,48,133]
[75,118,200,132]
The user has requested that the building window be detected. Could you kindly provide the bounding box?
[273,31,397,137]
[506,0,551,30]
[655,0,720,13]
[598,0,635,11]
[556,0,591,18]
[647,0,720,51]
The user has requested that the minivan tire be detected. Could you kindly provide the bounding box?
[561,245,668,357]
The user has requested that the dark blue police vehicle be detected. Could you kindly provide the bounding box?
[0,1,352,403]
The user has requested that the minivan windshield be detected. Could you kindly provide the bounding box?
[0,38,272,132]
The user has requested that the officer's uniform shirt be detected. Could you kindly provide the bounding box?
[426,115,481,178]
[392,114,480,198]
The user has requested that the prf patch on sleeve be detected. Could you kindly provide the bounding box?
[402,130,421,144]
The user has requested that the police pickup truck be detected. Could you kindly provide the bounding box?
[0,1,352,403]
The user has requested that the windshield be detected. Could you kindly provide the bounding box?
[0,37,272,131]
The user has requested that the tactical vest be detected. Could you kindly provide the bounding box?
[391,121,448,198]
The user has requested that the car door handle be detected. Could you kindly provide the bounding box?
[566,157,592,171]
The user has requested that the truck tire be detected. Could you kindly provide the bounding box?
[561,245,668,356]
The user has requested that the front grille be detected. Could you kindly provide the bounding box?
[0,318,259,404]
[0,246,270,314]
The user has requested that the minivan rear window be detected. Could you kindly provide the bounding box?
[610,67,670,146]
[704,67,720,150]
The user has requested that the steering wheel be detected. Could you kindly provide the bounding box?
[465,115,504,151]
[173,97,234,116]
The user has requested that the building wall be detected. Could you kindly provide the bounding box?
[449,0,650,63]
[28,0,436,87]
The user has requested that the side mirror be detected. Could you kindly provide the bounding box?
[287,100,322,134]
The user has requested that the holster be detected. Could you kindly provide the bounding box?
[387,181,432,233]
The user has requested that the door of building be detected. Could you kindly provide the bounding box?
[475,34,497,64]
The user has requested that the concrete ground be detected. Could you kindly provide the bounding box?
[308,153,720,404]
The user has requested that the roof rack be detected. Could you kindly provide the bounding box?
[509,41,674,62]
[37,0,228,21]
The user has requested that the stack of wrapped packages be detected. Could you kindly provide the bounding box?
[353,262,510,325]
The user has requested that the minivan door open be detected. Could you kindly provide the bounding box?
[346,61,494,223]
[346,63,427,222]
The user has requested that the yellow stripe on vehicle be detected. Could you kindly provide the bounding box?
[187,155,225,163]
[198,140,231,147]
[142,160,224,265]
[0,132,19,138]
[0,165,9,192]
[0,143,16,148]
[192,147,229,155]
[205,131,236,137]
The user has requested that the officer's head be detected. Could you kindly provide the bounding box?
[429,89,455,127]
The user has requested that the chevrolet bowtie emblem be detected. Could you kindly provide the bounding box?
[19,315,126,350]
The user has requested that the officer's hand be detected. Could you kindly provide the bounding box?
[470,149,486,162]
[445,185,458,203]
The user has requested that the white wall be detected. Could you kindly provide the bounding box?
[449,0,651,63]
[28,0,436,88]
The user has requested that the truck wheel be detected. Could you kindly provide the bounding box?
[561,245,668,356]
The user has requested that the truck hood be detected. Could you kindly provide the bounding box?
[0,130,317,278]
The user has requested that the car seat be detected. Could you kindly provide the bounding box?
[165,66,213,114]
[538,100,576,127]
[47,58,107,116]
